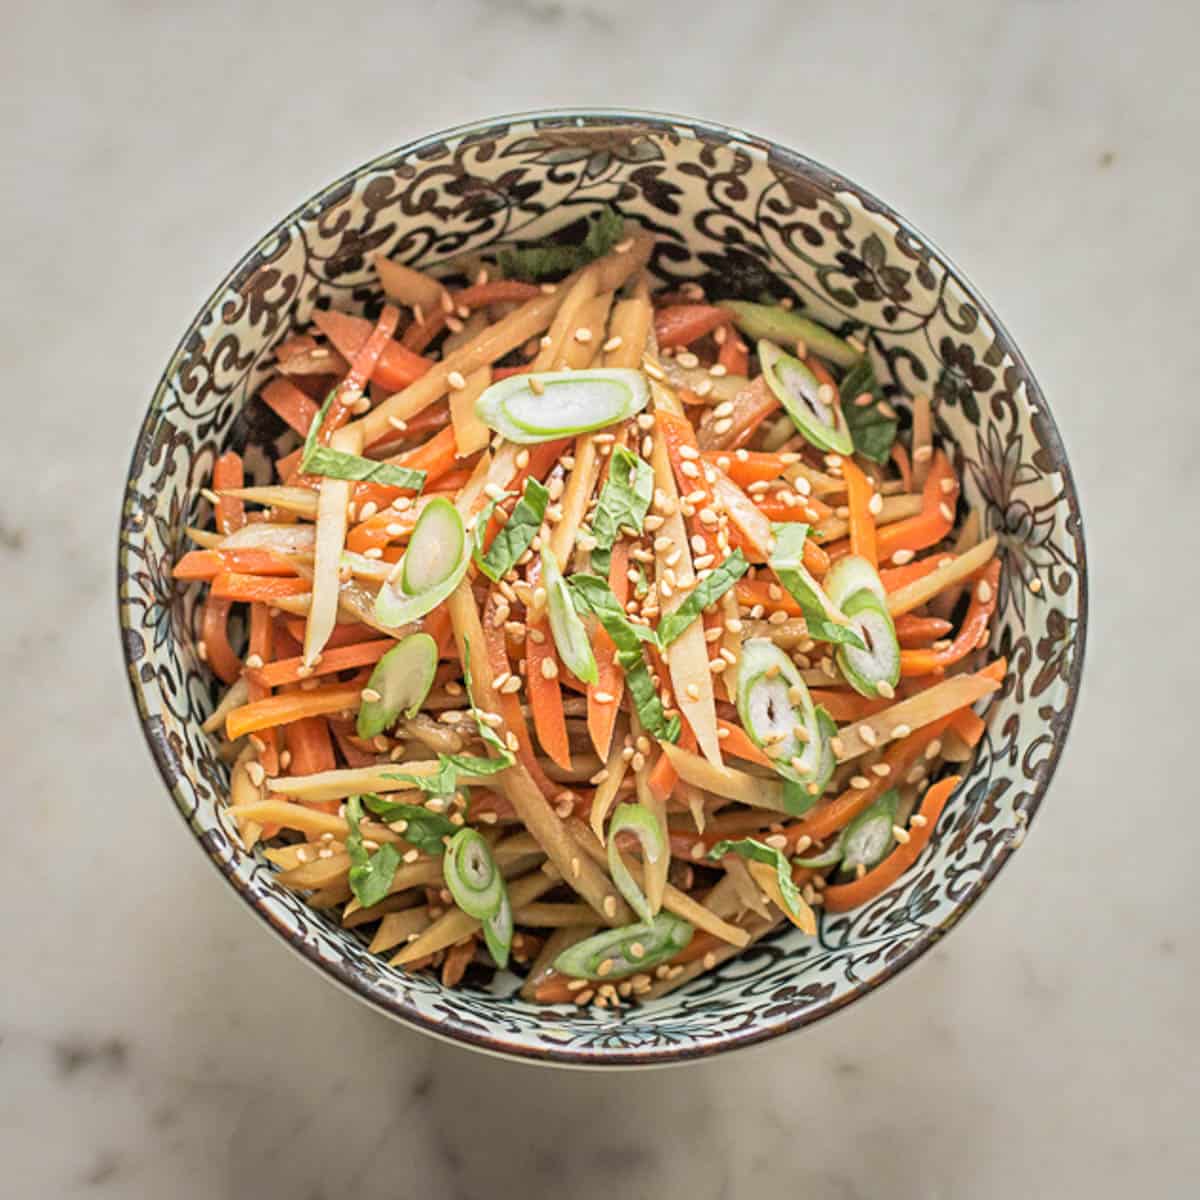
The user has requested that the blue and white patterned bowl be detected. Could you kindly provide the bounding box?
[117,110,1087,1067]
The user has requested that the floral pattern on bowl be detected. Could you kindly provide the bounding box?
[117,110,1086,1067]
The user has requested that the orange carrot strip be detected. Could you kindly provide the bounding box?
[311,307,427,398]
[716,719,772,767]
[526,618,571,772]
[210,573,312,603]
[700,450,785,488]
[949,707,987,748]
[647,725,696,805]
[200,595,241,685]
[282,618,376,650]
[260,377,320,437]
[349,425,462,510]
[284,715,339,812]
[880,556,949,592]
[482,590,559,799]
[212,452,245,535]
[822,775,960,911]
[248,638,394,689]
[875,450,959,560]
[698,377,778,451]
[246,604,280,797]
[276,447,305,483]
[899,560,999,676]
[894,614,954,648]
[225,679,365,741]
[808,690,890,723]
[654,304,731,348]
[587,542,628,759]
[402,281,542,352]
[173,548,298,581]
[718,330,748,375]
[735,579,800,615]
[841,457,877,569]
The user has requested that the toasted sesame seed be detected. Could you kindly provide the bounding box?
[690,841,706,861]
[860,724,878,747]
[939,502,955,522]
[388,416,409,432]
[360,687,382,703]
[685,683,700,701]
[709,362,728,377]
[892,548,915,566]
[540,657,559,681]
[573,327,593,344]
[911,813,929,828]
[676,351,700,369]
[924,739,943,760]
[871,763,892,778]
[1029,577,1042,593]
[593,690,614,704]
[876,681,896,700]
[850,775,871,790]
[643,358,666,381]
[977,579,994,604]
[891,723,912,739]
[892,825,912,845]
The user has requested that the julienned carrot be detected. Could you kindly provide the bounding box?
[427,466,476,494]
[949,707,987,748]
[842,457,877,569]
[248,638,394,689]
[210,573,312,603]
[345,503,421,555]
[276,447,304,483]
[526,617,571,772]
[782,716,957,848]
[260,377,319,437]
[480,440,571,552]
[201,595,241,685]
[311,307,428,397]
[212,452,245,535]
[654,304,730,349]
[401,281,542,353]
[822,775,960,912]
[283,716,339,812]
[482,589,560,799]
[718,330,748,375]
[225,677,366,741]
[315,305,402,440]
[587,542,628,759]
[900,560,1000,676]
[647,725,697,804]
[348,426,462,511]
[173,548,297,581]
[657,409,720,554]
[894,613,954,648]
[423,605,456,659]
[880,556,948,592]
[751,495,828,524]
[716,719,772,767]
[245,603,280,780]
[735,579,801,615]
[700,450,786,488]
[283,618,378,650]
[875,450,959,560]
[808,690,889,723]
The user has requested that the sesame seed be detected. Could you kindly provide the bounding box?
[876,681,895,700]
[685,683,700,701]
[911,813,929,827]
[680,460,700,479]
[892,825,912,845]
[643,359,666,381]
[830,736,846,757]
[924,739,943,760]
[892,548,915,565]
[694,378,713,398]
[360,687,382,703]
[850,775,871,790]
[977,580,994,604]
[245,760,265,788]
[592,690,614,704]
[501,675,523,694]
[871,763,892,778]
[573,327,593,343]
[388,416,409,432]
[1029,578,1042,593]
[690,841,706,860]
[676,351,700,369]
[939,502,955,522]
[860,724,878,747]
[891,723,912,739]
[403,848,420,864]
[540,657,559,680]
[709,363,728,377]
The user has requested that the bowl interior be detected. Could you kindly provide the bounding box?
[118,111,1085,1065]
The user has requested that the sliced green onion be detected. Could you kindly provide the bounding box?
[605,803,666,925]
[473,477,548,583]
[374,497,468,626]
[475,369,649,444]
[794,831,846,870]
[542,546,598,684]
[483,891,514,969]
[552,913,693,981]
[719,301,859,369]
[823,554,888,610]
[443,828,506,920]
[356,632,438,739]
[736,638,827,788]
[841,789,899,874]
[768,524,864,650]
[758,339,853,455]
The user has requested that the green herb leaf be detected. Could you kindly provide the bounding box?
[840,788,900,874]
[769,523,865,649]
[707,837,808,923]
[589,447,654,577]
[840,356,897,464]
[567,574,679,742]
[301,445,427,492]
[361,794,458,856]
[345,795,402,907]
[656,551,749,646]
[473,477,549,583]
[498,207,624,282]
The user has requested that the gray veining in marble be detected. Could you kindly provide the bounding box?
[2,0,1197,1195]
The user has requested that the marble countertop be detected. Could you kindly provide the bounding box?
[4,0,1195,1195]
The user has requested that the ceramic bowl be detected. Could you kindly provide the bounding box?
[117,109,1087,1067]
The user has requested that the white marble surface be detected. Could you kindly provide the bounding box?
[3,0,1196,1195]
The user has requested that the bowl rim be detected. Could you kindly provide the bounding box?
[117,106,1088,1068]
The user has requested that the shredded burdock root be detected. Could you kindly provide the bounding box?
[179,208,1007,1008]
